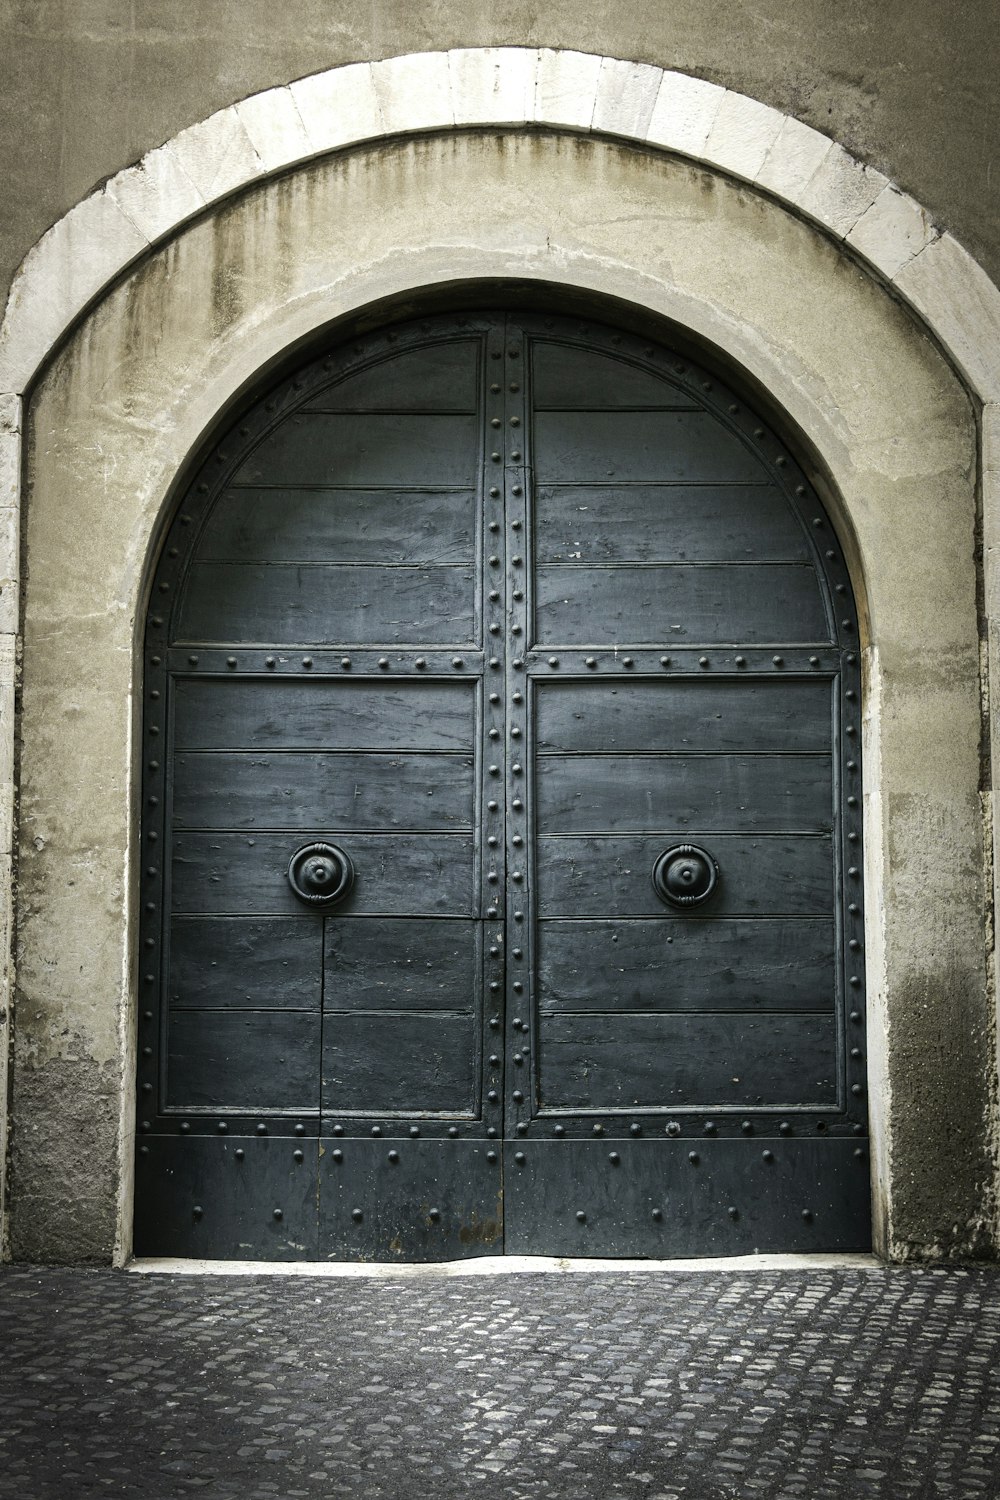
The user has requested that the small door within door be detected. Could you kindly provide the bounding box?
[134,311,869,1260]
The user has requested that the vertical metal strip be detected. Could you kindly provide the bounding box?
[482,320,508,1150]
[502,320,530,1141]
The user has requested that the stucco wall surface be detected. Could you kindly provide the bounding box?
[13,131,988,1263]
[2,0,999,314]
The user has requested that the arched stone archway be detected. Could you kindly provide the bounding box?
[2,60,996,1263]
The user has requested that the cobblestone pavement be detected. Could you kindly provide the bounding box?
[2,1265,1000,1499]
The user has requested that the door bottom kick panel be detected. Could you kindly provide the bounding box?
[133,1135,319,1260]
[503,1138,871,1257]
[318,1138,503,1262]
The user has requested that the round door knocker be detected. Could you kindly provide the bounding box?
[652,844,719,909]
[287,842,354,909]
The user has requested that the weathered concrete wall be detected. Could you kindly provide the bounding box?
[11,130,987,1262]
[3,0,999,313]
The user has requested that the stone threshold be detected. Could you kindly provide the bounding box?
[129,1252,878,1278]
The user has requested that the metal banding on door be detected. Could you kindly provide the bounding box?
[134,311,869,1261]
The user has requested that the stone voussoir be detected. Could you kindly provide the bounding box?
[448,46,538,126]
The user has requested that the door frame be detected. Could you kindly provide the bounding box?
[10,125,989,1265]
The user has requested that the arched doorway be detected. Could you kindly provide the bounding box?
[134,308,868,1260]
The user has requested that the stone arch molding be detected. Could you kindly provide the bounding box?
[3,47,1000,643]
[3,48,1000,1264]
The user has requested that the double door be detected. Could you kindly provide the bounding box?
[134,312,870,1259]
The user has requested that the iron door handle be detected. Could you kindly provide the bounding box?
[287,841,354,909]
[652,844,719,908]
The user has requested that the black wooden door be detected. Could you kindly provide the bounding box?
[134,312,870,1260]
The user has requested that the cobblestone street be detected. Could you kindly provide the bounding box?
[2,1263,1000,1498]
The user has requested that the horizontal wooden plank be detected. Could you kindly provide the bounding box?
[538,1013,837,1108]
[234,414,479,487]
[535,834,834,917]
[168,917,322,1010]
[533,484,810,562]
[172,832,476,916]
[325,918,479,1011]
[530,341,698,409]
[322,1013,476,1114]
[173,679,475,752]
[199,489,475,565]
[173,752,475,831]
[534,564,831,645]
[534,678,833,754]
[304,339,481,411]
[535,753,832,834]
[536,918,835,1012]
[176,562,476,646]
[166,1010,320,1110]
[532,411,767,484]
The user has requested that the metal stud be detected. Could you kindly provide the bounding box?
[762,1150,774,1162]
[512,1090,524,1103]
[703,1121,716,1135]
[652,1208,663,1221]
[699,656,709,668]
[388,1150,399,1163]
[592,1123,604,1136]
[688,1152,699,1165]
[293,1149,304,1162]
[415,657,426,669]
[576,1211,586,1222]
[735,655,746,667]
[453,657,464,668]
[660,656,670,666]
[554,1124,566,1137]
[585,657,597,668]
[410,1125,421,1136]
[341,657,351,669]
[352,1209,363,1222]
[742,1120,753,1134]
[273,1209,283,1221]
[235,1148,245,1161]
[549,657,559,667]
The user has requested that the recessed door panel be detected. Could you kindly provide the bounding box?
[136,311,868,1261]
